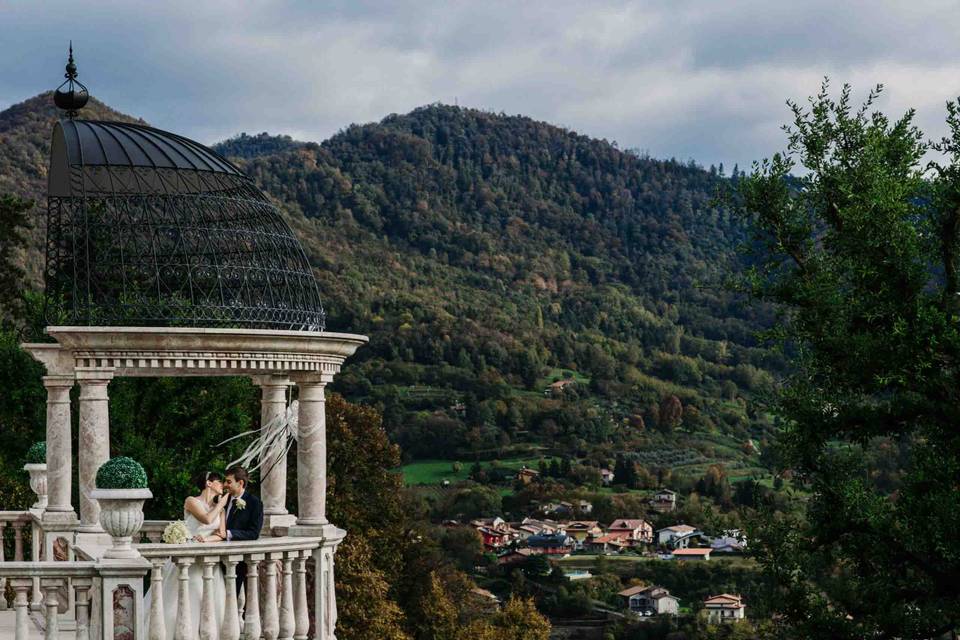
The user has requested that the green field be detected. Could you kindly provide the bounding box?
[402,456,546,485]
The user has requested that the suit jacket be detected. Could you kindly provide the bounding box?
[225,491,263,541]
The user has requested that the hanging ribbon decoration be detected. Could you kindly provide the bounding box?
[217,399,300,480]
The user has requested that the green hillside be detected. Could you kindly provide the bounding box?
[0,95,780,479]
[215,105,782,468]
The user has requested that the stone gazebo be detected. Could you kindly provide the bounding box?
[6,50,367,640]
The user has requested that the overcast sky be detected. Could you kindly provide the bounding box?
[2,0,960,170]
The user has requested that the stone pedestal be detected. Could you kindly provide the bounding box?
[77,371,113,532]
[293,378,327,526]
[97,559,151,640]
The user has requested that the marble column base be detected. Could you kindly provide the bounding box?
[263,513,299,536]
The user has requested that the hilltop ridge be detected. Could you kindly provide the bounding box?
[0,95,778,474]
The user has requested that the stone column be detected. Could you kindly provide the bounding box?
[293,377,327,526]
[42,376,77,526]
[77,371,113,532]
[256,375,292,526]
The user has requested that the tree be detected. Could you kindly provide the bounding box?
[462,597,550,640]
[335,536,411,640]
[658,395,683,432]
[410,572,459,640]
[731,81,960,637]
[0,195,32,325]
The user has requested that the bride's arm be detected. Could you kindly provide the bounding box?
[184,496,226,526]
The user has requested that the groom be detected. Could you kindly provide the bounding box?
[222,465,264,594]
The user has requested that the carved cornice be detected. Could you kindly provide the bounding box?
[24,327,367,380]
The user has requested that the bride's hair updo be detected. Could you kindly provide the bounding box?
[193,470,224,492]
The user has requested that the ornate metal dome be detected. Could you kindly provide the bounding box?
[44,115,326,330]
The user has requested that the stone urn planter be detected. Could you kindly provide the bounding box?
[23,441,48,510]
[90,457,152,559]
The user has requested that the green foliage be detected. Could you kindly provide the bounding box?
[24,441,45,465]
[95,456,148,489]
[731,81,960,637]
[0,194,32,325]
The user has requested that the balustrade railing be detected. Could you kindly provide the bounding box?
[0,561,99,640]
[137,535,322,640]
[0,511,44,611]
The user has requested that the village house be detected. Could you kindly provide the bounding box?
[710,530,747,554]
[544,378,577,396]
[584,534,630,554]
[618,585,680,616]
[564,521,603,546]
[517,467,540,484]
[471,517,519,549]
[527,531,574,556]
[671,548,712,561]
[607,518,654,544]
[497,548,535,565]
[656,524,702,547]
[704,594,746,622]
[651,488,677,512]
[600,468,615,485]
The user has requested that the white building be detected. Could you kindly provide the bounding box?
[704,594,746,622]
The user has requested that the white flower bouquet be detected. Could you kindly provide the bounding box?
[161,521,191,544]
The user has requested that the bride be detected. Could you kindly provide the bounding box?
[144,471,229,639]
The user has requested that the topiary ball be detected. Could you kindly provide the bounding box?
[95,457,148,490]
[25,441,47,465]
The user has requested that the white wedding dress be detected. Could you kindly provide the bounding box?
[144,502,226,639]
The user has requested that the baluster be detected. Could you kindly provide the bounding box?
[199,556,218,640]
[31,521,42,609]
[149,559,167,640]
[41,579,63,640]
[74,577,93,640]
[262,553,280,640]
[293,551,309,640]
[11,578,31,640]
[0,521,7,612]
[13,522,24,560]
[221,555,242,640]
[174,557,195,640]
[279,553,295,640]
[243,555,263,640]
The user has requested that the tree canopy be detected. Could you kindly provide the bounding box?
[733,81,960,638]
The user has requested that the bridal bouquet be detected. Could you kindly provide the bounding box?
[161,521,191,544]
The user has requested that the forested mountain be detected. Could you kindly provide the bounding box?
[1,94,780,471]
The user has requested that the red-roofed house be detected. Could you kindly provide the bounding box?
[704,594,746,621]
[671,548,712,561]
[584,535,630,554]
[607,518,653,544]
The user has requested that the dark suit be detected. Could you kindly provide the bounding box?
[226,490,263,594]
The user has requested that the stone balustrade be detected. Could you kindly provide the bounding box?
[0,511,44,611]
[137,535,324,640]
[0,561,110,640]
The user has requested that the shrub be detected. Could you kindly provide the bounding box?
[95,457,148,489]
[25,441,46,465]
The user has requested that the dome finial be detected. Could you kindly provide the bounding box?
[54,41,88,118]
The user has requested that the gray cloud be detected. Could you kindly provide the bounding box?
[1,0,959,170]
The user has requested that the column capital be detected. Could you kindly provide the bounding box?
[41,375,74,389]
[22,343,74,377]
[75,367,115,383]
[290,373,328,386]
[252,374,293,388]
